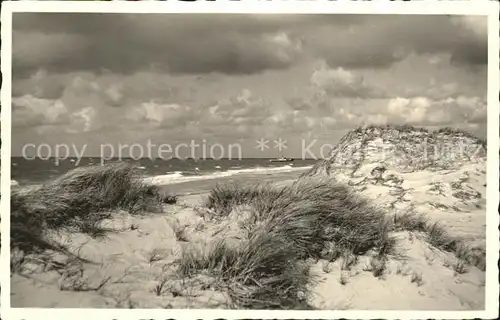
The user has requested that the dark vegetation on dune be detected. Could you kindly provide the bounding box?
[392,212,486,271]
[182,174,486,308]
[206,179,395,257]
[352,124,486,146]
[11,162,176,255]
[182,178,396,309]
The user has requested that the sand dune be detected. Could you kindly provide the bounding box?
[11,172,486,309]
[10,125,488,310]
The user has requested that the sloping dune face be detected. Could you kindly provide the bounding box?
[304,125,486,176]
[302,125,487,310]
[302,125,487,246]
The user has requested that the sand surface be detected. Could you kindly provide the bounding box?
[10,164,487,309]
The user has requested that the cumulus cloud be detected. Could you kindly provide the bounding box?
[11,70,282,140]
[309,62,386,99]
[127,101,194,129]
[196,89,278,138]
[12,95,69,130]
[282,63,388,132]
[13,74,132,134]
[69,107,97,133]
[386,95,486,126]
[12,57,486,144]
[280,61,487,135]
[387,97,431,124]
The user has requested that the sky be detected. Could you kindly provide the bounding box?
[10,13,488,159]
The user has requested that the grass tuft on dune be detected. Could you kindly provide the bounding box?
[392,211,486,271]
[11,162,176,255]
[182,177,395,309]
[206,178,395,257]
[205,182,281,217]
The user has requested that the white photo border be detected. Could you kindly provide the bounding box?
[1,1,499,319]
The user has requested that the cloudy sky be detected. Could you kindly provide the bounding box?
[11,13,488,158]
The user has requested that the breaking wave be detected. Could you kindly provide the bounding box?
[144,165,312,185]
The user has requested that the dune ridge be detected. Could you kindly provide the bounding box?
[304,125,486,177]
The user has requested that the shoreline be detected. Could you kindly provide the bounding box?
[154,168,310,197]
[10,162,313,193]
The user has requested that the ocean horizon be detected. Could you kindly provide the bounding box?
[10,157,317,186]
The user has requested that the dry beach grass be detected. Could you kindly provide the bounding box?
[11,162,177,256]
[9,125,488,309]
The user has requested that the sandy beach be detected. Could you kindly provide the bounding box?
[10,157,486,310]
[156,169,308,197]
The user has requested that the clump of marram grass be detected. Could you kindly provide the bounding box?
[393,211,486,271]
[180,177,396,309]
[268,178,396,257]
[11,162,176,255]
[178,232,313,309]
[393,211,429,232]
[205,182,283,217]
[428,223,486,271]
[207,178,395,258]
[365,255,387,278]
[426,222,461,252]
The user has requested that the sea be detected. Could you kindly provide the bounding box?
[10,157,317,195]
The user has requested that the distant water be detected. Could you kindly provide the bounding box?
[10,157,316,187]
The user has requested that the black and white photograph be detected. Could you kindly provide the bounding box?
[1,1,499,319]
